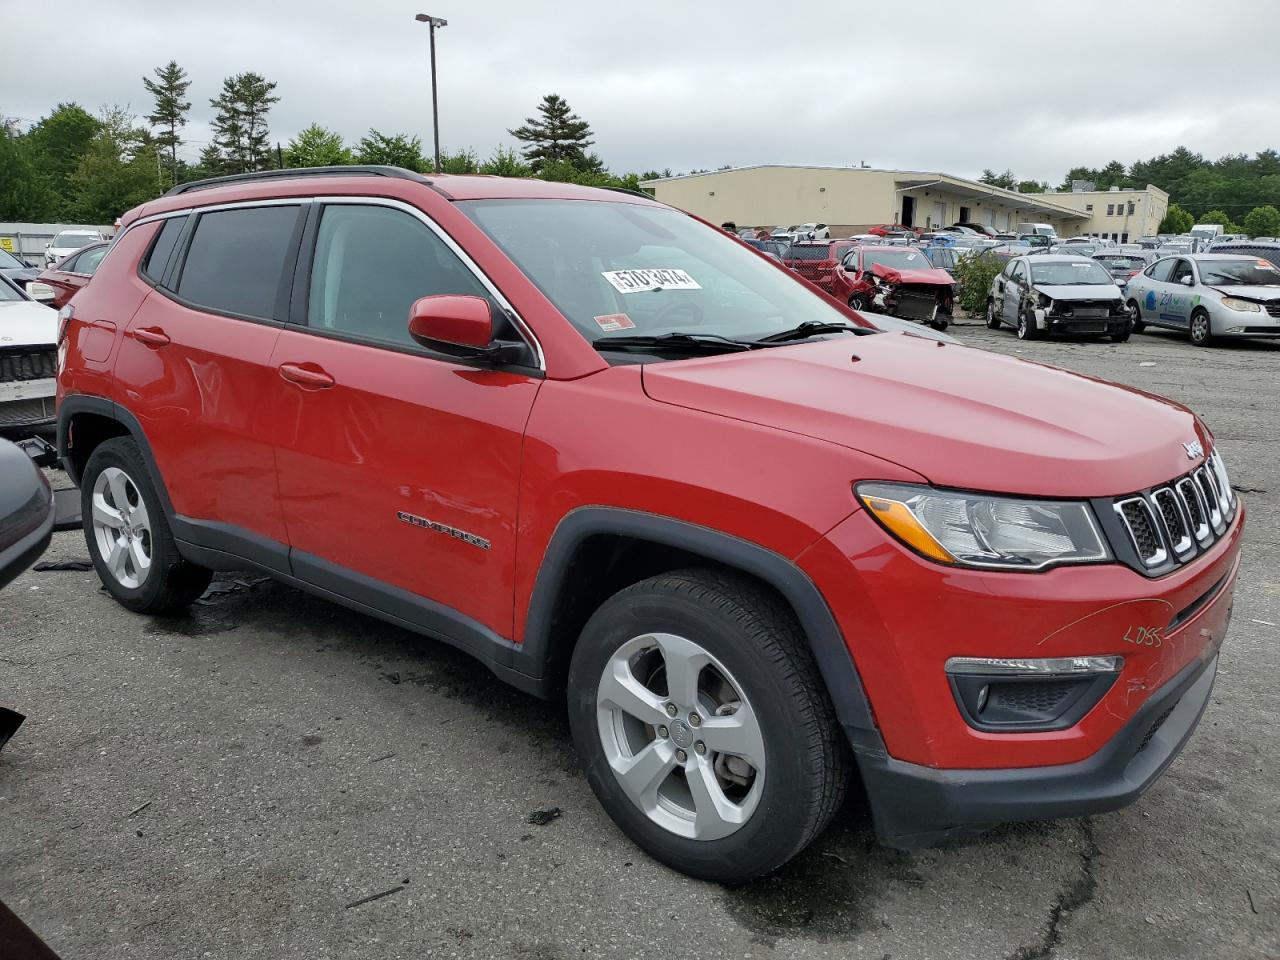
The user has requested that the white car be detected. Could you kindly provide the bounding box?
[43,229,106,268]
[1125,254,1280,346]
[0,276,58,431]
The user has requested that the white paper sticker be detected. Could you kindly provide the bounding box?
[601,268,702,294]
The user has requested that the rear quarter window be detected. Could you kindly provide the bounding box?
[141,216,188,285]
[175,206,299,320]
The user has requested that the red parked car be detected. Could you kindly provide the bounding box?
[36,241,110,308]
[783,239,855,294]
[868,223,920,237]
[57,167,1243,882]
[834,245,956,330]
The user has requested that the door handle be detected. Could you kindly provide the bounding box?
[278,362,335,389]
[131,326,170,347]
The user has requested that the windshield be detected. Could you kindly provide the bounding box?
[1029,261,1114,285]
[460,200,853,343]
[862,249,934,271]
[53,231,97,248]
[1196,258,1280,286]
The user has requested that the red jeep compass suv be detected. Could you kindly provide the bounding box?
[57,166,1244,882]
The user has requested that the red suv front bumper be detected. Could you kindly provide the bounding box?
[799,501,1243,847]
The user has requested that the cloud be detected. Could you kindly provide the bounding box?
[3,0,1277,180]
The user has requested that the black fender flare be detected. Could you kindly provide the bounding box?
[57,396,178,520]
[520,507,886,757]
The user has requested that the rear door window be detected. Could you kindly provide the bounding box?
[176,206,300,320]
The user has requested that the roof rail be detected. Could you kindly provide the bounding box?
[163,165,432,197]
[600,185,657,201]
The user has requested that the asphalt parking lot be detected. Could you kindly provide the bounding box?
[2,320,1277,960]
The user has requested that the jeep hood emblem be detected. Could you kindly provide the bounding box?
[1183,440,1204,460]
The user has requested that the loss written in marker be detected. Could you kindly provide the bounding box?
[602,268,702,294]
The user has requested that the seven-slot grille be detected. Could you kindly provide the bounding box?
[1113,451,1236,571]
[0,347,57,383]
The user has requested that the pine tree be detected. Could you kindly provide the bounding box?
[209,72,279,174]
[142,61,191,189]
[508,94,594,173]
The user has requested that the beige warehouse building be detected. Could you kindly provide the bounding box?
[642,165,1168,241]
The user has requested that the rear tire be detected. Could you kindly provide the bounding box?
[567,569,848,883]
[81,437,212,614]
[1190,308,1214,347]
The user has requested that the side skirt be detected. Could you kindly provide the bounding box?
[172,517,546,699]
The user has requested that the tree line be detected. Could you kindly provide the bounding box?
[979,147,1280,238]
[0,62,667,224]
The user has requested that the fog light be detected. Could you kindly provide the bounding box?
[1225,326,1246,334]
[945,656,1122,732]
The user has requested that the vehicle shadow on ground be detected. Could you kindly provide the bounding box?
[142,573,578,770]
[144,572,1079,950]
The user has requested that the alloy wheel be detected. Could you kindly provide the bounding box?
[596,632,765,841]
[91,466,152,589]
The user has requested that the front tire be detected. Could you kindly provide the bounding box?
[985,300,1001,329]
[567,569,848,883]
[1190,308,1214,347]
[82,437,211,614]
[1016,305,1041,340]
[849,293,871,313]
[1128,299,1147,333]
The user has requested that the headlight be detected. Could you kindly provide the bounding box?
[856,482,1111,571]
[1221,297,1261,313]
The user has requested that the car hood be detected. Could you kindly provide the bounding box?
[1205,284,1280,301]
[870,263,953,286]
[0,299,58,347]
[1032,283,1122,300]
[641,335,1208,498]
[0,267,39,284]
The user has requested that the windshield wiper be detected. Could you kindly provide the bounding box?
[592,332,757,354]
[754,321,878,343]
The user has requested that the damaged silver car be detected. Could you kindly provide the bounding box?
[985,255,1131,342]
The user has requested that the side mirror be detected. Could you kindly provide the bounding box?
[1180,274,1195,287]
[407,295,526,364]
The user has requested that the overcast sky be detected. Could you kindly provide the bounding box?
[4,0,1278,182]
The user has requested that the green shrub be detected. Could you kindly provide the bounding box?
[950,251,1004,315]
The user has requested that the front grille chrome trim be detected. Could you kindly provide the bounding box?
[1151,487,1193,558]
[1176,477,1212,544]
[1114,496,1168,567]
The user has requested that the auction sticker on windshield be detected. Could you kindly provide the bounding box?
[602,268,702,294]
[594,313,636,332]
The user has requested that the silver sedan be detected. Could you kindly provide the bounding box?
[1124,254,1280,346]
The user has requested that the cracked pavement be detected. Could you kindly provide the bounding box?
[1,320,1277,959]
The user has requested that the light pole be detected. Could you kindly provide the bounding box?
[414,13,448,173]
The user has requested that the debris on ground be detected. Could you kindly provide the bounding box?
[527,807,562,826]
[33,559,94,572]
[370,753,395,763]
[193,575,271,605]
[0,708,25,752]
[345,882,408,909]
[127,801,152,818]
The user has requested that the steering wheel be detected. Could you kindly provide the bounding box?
[651,298,705,329]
